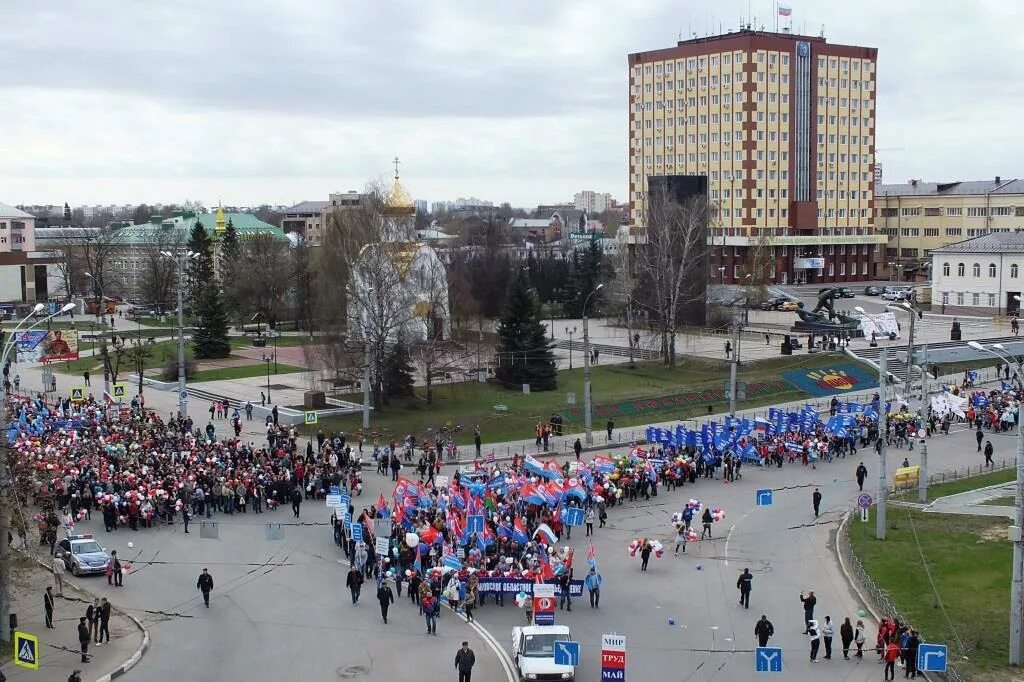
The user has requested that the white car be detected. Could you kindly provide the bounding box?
[881,289,909,301]
[512,625,575,681]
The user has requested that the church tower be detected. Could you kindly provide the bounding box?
[215,202,227,234]
[381,156,416,242]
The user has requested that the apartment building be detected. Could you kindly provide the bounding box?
[574,190,613,213]
[280,191,363,246]
[628,29,885,284]
[877,177,1024,280]
[0,201,52,302]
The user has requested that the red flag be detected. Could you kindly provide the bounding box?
[376,492,387,512]
[564,548,574,571]
[586,540,596,564]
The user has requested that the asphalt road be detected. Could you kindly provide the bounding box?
[60,421,1010,682]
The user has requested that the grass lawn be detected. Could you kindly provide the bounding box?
[892,469,1016,503]
[307,352,850,444]
[981,495,1015,506]
[191,363,307,382]
[848,508,1012,679]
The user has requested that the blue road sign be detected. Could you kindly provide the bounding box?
[350,522,363,542]
[756,489,773,506]
[755,646,783,672]
[554,640,580,667]
[466,514,485,534]
[918,643,947,672]
[563,507,585,526]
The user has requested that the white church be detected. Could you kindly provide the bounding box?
[347,166,451,344]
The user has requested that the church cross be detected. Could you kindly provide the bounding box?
[393,156,401,179]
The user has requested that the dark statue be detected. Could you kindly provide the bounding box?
[790,287,861,335]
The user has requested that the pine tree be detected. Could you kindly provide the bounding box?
[495,268,557,391]
[383,336,415,400]
[63,202,72,222]
[188,220,231,359]
[219,218,240,320]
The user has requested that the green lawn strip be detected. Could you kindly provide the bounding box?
[190,363,307,382]
[848,508,1011,677]
[230,335,309,349]
[891,469,1017,503]
[306,353,846,444]
[980,495,1015,507]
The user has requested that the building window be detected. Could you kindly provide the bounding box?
[957,263,965,276]
[1013,264,1019,279]
[957,293,964,305]
[989,263,997,277]
[942,292,949,305]
[942,262,950,277]
[989,294,997,307]
[973,293,980,306]
[972,263,981,277]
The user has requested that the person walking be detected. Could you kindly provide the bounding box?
[905,629,921,678]
[883,638,900,680]
[454,641,476,682]
[856,462,868,491]
[423,593,438,635]
[701,506,714,539]
[984,440,994,467]
[197,568,214,607]
[87,598,100,643]
[821,615,834,659]
[585,507,595,536]
[83,370,90,387]
[812,488,822,517]
[807,619,821,663]
[108,550,122,587]
[44,586,55,628]
[346,565,364,605]
[291,487,302,518]
[754,614,774,647]
[639,541,652,571]
[800,590,816,633]
[585,567,601,608]
[377,581,394,624]
[573,438,583,461]
[840,616,854,659]
[77,616,91,663]
[736,568,753,609]
[976,425,984,451]
[558,570,572,611]
[52,553,66,595]
[606,419,614,442]
[854,618,867,659]
[98,598,111,644]
[674,525,688,555]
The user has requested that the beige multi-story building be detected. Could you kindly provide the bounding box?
[281,191,363,246]
[876,177,1024,281]
[628,29,885,284]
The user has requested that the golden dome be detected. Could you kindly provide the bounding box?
[385,177,415,215]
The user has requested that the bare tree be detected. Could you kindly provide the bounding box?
[635,189,713,367]
[411,256,459,404]
[226,234,296,327]
[610,227,639,368]
[47,229,91,299]
[137,228,186,310]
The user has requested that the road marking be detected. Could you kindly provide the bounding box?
[723,508,754,566]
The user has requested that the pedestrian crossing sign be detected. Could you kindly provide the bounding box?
[112,383,127,399]
[14,630,39,669]
[305,411,318,425]
[70,386,85,402]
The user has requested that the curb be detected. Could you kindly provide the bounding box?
[25,553,150,682]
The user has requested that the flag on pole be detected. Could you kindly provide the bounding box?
[778,4,792,16]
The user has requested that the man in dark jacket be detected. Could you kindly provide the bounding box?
[99,598,111,643]
[377,582,394,623]
[800,590,817,633]
[454,641,476,682]
[346,566,363,604]
[855,462,868,491]
[736,568,753,609]
[754,614,774,647]
[77,617,91,662]
[44,586,55,628]
[197,568,214,607]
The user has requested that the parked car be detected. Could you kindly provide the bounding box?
[759,296,789,311]
[778,300,801,312]
[864,286,882,296]
[881,289,910,301]
[55,534,111,577]
[837,287,856,298]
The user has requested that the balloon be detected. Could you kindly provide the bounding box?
[668,618,676,625]
[127,542,134,549]
[405,532,419,548]
[858,609,867,618]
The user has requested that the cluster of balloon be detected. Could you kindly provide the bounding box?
[514,591,529,609]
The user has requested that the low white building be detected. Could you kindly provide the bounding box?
[930,232,1024,314]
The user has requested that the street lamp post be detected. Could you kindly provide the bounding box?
[968,340,1024,664]
[160,250,197,419]
[877,349,889,541]
[84,272,112,397]
[582,283,604,445]
[566,326,577,370]
[886,300,918,402]
[0,302,74,644]
[262,353,272,404]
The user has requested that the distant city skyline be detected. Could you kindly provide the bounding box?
[2,1,1021,208]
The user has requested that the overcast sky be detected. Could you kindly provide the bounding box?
[1,0,1021,210]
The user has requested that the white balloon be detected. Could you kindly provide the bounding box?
[405,532,420,548]
[127,542,134,549]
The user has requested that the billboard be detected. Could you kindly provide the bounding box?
[16,330,79,363]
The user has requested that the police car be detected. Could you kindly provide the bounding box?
[55,534,111,576]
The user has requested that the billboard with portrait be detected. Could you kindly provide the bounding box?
[16,330,79,363]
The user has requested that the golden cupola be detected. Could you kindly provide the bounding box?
[383,156,416,217]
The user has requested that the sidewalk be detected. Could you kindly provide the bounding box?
[0,553,145,682]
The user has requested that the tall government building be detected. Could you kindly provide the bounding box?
[627,29,887,285]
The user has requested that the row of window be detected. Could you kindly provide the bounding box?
[942,262,1021,278]
[637,53,872,75]
[879,206,1024,218]
[941,292,998,307]
[717,244,874,256]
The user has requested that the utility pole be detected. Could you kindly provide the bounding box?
[1011,378,1024,665]
[918,345,929,503]
[876,349,888,540]
[175,261,187,418]
[582,284,604,446]
[903,304,916,400]
[728,320,740,416]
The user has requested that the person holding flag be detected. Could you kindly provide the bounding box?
[585,565,602,608]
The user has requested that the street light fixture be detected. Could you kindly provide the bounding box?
[0,300,77,644]
[262,352,272,404]
[160,250,197,418]
[968,340,1024,665]
[885,299,919,401]
[582,283,604,445]
[565,326,577,370]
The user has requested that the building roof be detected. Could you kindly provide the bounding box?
[111,212,286,243]
[551,209,587,231]
[931,232,1024,254]
[0,202,34,218]
[880,179,1024,197]
[508,218,552,229]
[284,200,330,214]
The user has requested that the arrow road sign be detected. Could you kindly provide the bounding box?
[755,646,783,672]
[918,643,947,672]
[554,640,580,667]
[466,514,485,534]
[857,493,874,509]
[563,506,585,526]
[756,489,773,506]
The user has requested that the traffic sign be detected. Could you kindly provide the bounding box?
[918,643,947,672]
[554,640,580,666]
[756,489,773,506]
[466,514,485,534]
[70,386,85,402]
[14,630,39,670]
[857,493,873,509]
[563,506,585,526]
[180,390,189,402]
[755,646,783,672]
[112,382,127,399]
[601,633,626,682]
[305,410,318,425]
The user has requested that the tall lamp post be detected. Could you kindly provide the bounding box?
[262,353,272,404]
[566,326,577,370]
[886,299,919,401]
[160,250,197,418]
[0,302,75,644]
[84,272,112,396]
[969,340,1024,665]
[582,283,604,445]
